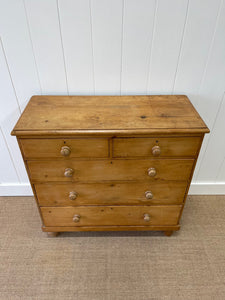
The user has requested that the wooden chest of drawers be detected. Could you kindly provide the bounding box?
[11,95,209,237]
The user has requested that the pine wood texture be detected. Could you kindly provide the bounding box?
[41,205,181,227]
[164,231,173,237]
[113,136,201,158]
[42,225,180,232]
[35,181,187,206]
[11,95,209,136]
[20,138,109,158]
[27,159,194,182]
[11,95,209,236]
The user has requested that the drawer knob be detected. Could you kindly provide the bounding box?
[73,214,80,222]
[69,191,77,200]
[143,213,150,222]
[145,191,153,199]
[61,146,71,156]
[152,145,161,156]
[148,167,156,177]
[64,168,74,177]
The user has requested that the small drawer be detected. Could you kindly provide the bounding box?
[113,137,201,158]
[41,205,182,227]
[28,159,194,182]
[20,138,109,158]
[35,181,187,206]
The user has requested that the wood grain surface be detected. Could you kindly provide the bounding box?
[20,138,109,158]
[113,136,201,157]
[28,159,194,182]
[11,95,209,235]
[41,205,182,227]
[35,181,187,206]
[11,95,209,136]
[42,225,180,232]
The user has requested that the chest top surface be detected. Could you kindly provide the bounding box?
[11,95,209,136]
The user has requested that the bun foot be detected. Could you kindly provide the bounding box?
[47,232,59,237]
[164,231,173,237]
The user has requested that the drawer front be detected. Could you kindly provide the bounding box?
[35,181,187,206]
[20,138,109,158]
[28,159,194,182]
[41,205,182,226]
[113,137,201,158]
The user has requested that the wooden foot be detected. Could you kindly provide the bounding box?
[164,231,173,237]
[47,232,59,237]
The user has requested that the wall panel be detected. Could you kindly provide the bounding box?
[171,0,222,180]
[58,0,94,94]
[24,0,68,94]
[0,0,41,111]
[0,40,29,183]
[198,93,225,181]
[0,0,225,195]
[121,0,156,94]
[173,0,221,99]
[0,129,18,183]
[147,0,188,94]
[192,0,225,181]
[91,0,123,94]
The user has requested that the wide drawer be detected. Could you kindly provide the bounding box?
[113,137,201,157]
[28,159,194,182]
[41,205,182,226]
[20,138,109,158]
[35,181,187,206]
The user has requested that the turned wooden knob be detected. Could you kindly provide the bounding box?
[69,191,77,200]
[143,213,150,222]
[145,191,153,199]
[61,146,71,156]
[73,214,80,222]
[152,145,161,156]
[148,167,156,177]
[64,168,74,177]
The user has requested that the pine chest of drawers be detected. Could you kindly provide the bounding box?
[11,95,209,237]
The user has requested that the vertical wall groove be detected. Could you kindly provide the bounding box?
[194,0,225,180]
[172,0,190,94]
[89,0,96,95]
[196,91,225,180]
[120,0,125,95]
[195,92,224,180]
[23,0,42,95]
[215,92,225,179]
[196,0,223,100]
[0,127,20,182]
[56,0,69,95]
[0,38,22,114]
[146,0,158,94]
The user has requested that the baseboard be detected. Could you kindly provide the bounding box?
[0,183,33,196]
[188,182,225,195]
[0,182,225,196]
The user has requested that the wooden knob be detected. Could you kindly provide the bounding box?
[143,213,150,222]
[61,146,71,156]
[148,167,156,177]
[145,191,153,199]
[73,214,80,222]
[152,145,161,156]
[64,168,74,177]
[69,191,77,200]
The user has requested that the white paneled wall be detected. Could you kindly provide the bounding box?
[58,0,94,94]
[147,0,188,94]
[121,0,156,94]
[0,0,225,195]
